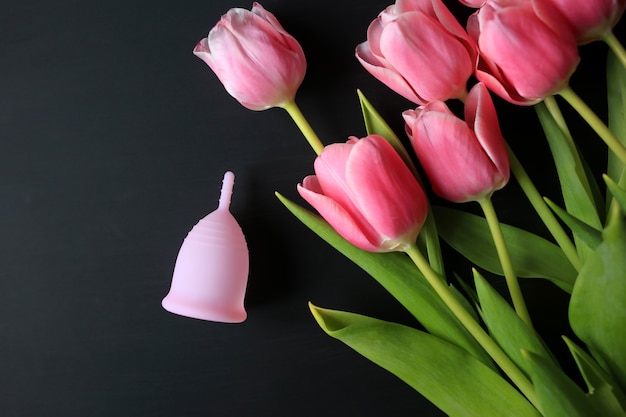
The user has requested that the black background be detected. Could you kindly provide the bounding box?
[0,1,622,416]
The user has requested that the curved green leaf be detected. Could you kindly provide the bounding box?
[607,50,626,206]
[434,206,577,292]
[563,336,626,414]
[569,214,626,392]
[474,270,558,377]
[604,174,626,215]
[535,101,603,262]
[277,193,493,367]
[523,350,597,417]
[544,197,602,249]
[310,305,541,417]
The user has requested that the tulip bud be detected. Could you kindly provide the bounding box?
[356,0,477,105]
[297,135,428,252]
[468,2,579,105]
[194,2,306,110]
[403,83,509,203]
[532,0,626,44]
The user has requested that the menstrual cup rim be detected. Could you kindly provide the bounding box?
[162,294,247,323]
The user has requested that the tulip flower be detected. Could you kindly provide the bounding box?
[403,83,509,203]
[356,0,477,105]
[468,2,579,105]
[297,135,428,252]
[532,0,626,44]
[193,3,306,111]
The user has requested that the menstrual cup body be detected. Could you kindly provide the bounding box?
[162,207,249,322]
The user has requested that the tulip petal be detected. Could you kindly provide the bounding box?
[313,142,355,208]
[347,136,427,247]
[380,13,472,103]
[356,42,424,105]
[477,6,578,100]
[413,111,499,202]
[465,83,510,183]
[297,183,381,251]
[251,2,306,58]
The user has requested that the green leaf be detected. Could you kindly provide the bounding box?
[604,174,626,215]
[523,350,597,417]
[310,304,542,417]
[607,50,626,205]
[569,214,626,392]
[276,193,494,367]
[563,336,626,414]
[434,206,577,292]
[535,101,603,262]
[544,197,602,249]
[474,269,558,377]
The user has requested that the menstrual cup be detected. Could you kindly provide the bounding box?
[162,171,249,322]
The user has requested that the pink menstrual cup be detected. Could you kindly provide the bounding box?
[162,171,249,322]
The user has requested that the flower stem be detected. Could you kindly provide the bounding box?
[506,145,582,271]
[479,197,533,329]
[282,101,325,155]
[557,86,626,166]
[404,244,540,410]
[603,30,626,70]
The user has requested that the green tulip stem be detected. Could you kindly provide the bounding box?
[404,244,540,410]
[603,31,626,70]
[507,145,582,271]
[558,86,626,166]
[282,101,325,155]
[479,197,533,329]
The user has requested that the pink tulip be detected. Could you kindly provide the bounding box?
[193,3,306,110]
[403,83,509,203]
[532,0,626,44]
[356,0,477,105]
[468,2,579,105]
[297,135,428,252]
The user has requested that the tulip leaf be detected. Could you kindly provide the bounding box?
[434,206,577,292]
[473,269,558,377]
[309,304,541,417]
[535,100,603,262]
[544,197,602,250]
[607,50,626,204]
[563,336,626,413]
[604,174,626,215]
[522,350,598,417]
[276,193,494,368]
[569,214,626,392]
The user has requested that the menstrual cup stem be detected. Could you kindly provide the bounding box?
[218,171,235,210]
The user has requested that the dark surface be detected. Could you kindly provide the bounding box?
[0,1,621,416]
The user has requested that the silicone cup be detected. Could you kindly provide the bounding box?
[162,171,249,322]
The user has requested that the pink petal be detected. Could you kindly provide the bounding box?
[413,111,498,202]
[465,83,510,183]
[478,6,578,100]
[297,184,381,251]
[355,46,424,104]
[346,136,427,245]
[380,13,472,102]
[313,142,371,226]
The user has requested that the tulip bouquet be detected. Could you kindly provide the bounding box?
[194,1,626,416]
